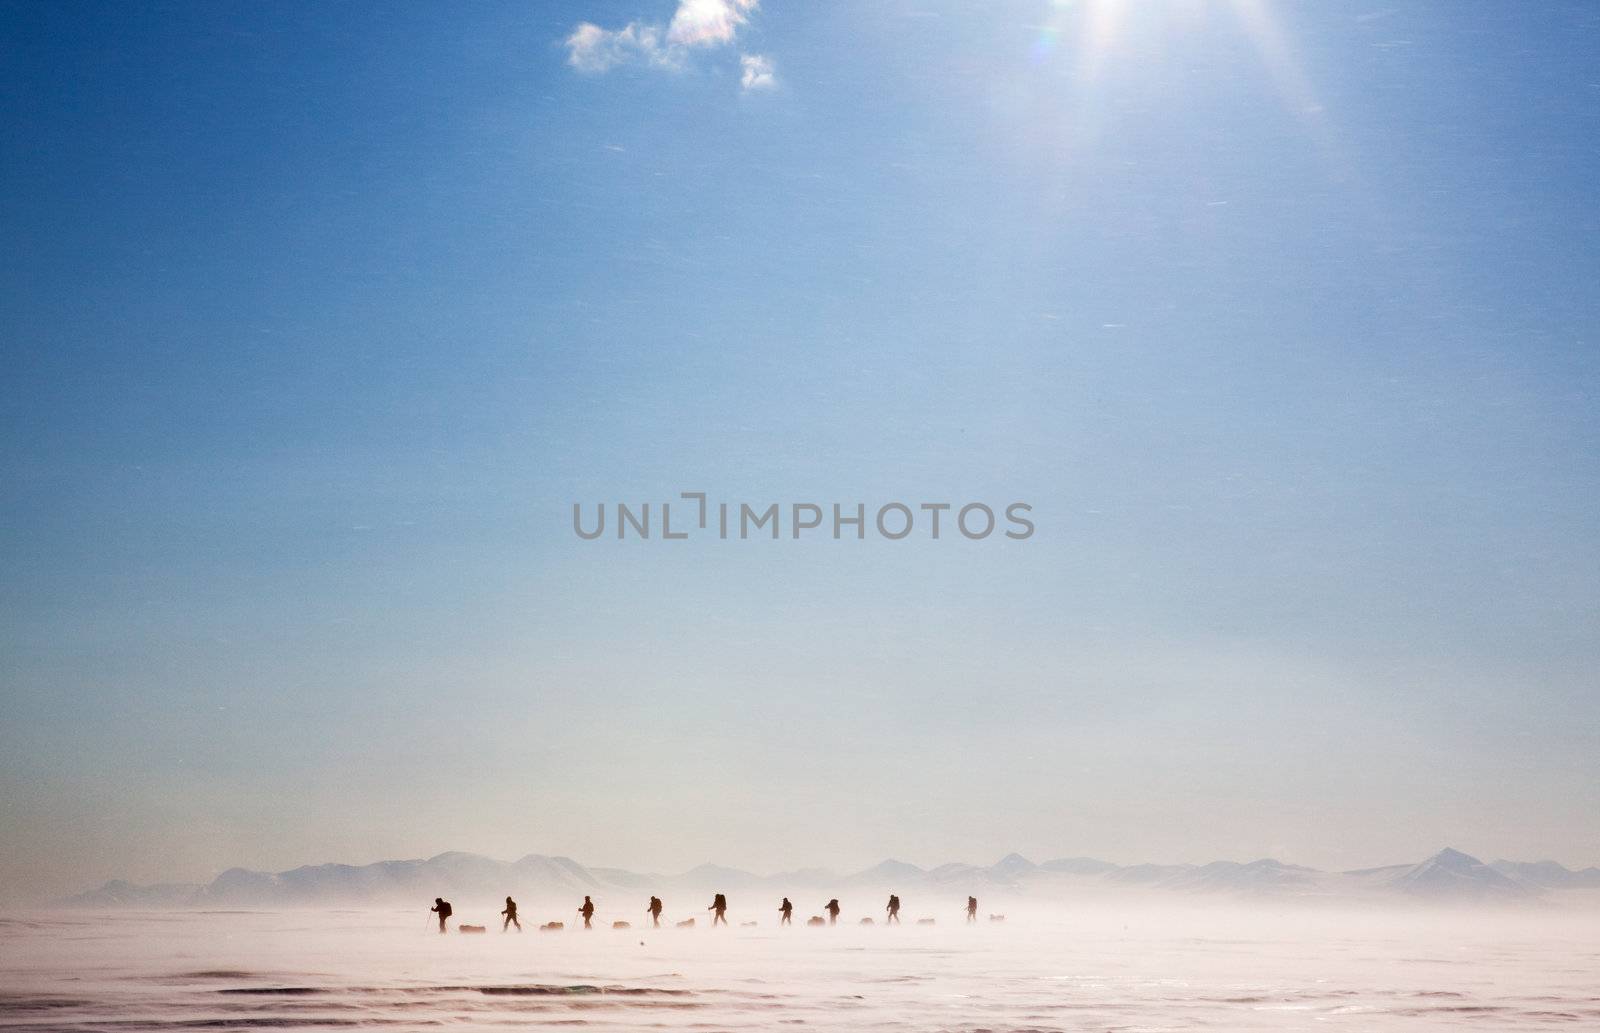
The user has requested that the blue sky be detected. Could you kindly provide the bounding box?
[1,0,1597,903]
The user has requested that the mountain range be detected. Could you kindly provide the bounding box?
[59,847,1600,909]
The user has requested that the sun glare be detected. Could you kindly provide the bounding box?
[1037,0,1324,122]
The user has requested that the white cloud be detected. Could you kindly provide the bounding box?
[667,0,756,47]
[565,0,765,84]
[739,53,776,91]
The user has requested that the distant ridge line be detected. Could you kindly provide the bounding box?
[57,848,1600,909]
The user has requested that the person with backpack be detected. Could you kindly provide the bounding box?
[578,895,596,928]
[430,897,453,934]
[501,896,521,932]
[647,896,664,927]
[885,894,901,924]
[778,897,793,925]
[966,896,978,923]
[824,898,841,925]
[708,892,728,926]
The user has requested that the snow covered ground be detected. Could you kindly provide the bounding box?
[2,904,1597,1031]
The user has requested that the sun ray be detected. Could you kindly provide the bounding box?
[1229,0,1324,121]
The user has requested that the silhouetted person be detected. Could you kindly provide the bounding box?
[778,897,793,925]
[647,896,664,927]
[501,896,520,932]
[885,894,901,924]
[578,895,596,929]
[431,897,453,934]
[966,896,978,923]
[825,898,841,925]
[708,893,728,926]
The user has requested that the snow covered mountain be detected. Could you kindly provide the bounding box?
[842,859,929,888]
[58,847,1591,908]
[1490,859,1600,890]
[1345,848,1533,901]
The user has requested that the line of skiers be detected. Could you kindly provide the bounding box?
[431,894,983,933]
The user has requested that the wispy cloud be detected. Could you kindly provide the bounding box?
[565,21,671,73]
[739,53,776,91]
[565,0,770,88]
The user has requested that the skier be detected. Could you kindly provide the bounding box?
[430,897,453,934]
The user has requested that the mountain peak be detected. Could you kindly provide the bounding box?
[1386,848,1531,900]
[991,853,1036,874]
[1426,848,1483,869]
